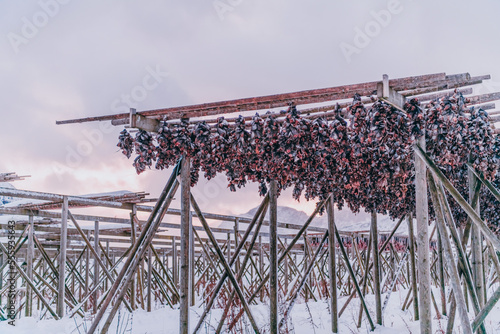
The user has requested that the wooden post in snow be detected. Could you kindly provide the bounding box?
[269,180,278,334]
[372,211,382,325]
[85,230,90,312]
[382,73,428,327]
[469,167,484,308]
[179,156,191,334]
[436,228,447,316]
[259,235,264,302]
[57,196,68,318]
[25,215,34,317]
[130,205,137,310]
[173,236,178,295]
[327,196,338,333]
[147,246,152,312]
[428,175,473,334]
[189,211,195,307]
[93,220,100,314]
[414,121,432,334]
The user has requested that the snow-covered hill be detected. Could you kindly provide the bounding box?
[242,205,407,235]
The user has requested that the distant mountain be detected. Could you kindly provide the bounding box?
[242,205,408,235]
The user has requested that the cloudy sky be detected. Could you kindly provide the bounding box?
[1,0,500,216]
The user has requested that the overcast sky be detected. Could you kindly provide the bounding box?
[1,0,500,216]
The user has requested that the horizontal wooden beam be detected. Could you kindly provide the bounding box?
[58,72,477,125]
[0,187,133,210]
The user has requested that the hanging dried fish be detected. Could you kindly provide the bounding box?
[116,91,499,230]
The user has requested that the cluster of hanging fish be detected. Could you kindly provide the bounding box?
[117,91,499,228]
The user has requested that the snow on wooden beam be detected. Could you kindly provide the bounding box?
[0,187,133,210]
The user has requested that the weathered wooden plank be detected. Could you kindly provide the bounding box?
[327,196,338,333]
[179,156,191,334]
[56,196,68,318]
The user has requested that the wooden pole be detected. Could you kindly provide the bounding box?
[93,220,100,314]
[234,218,240,282]
[414,144,500,251]
[189,211,195,307]
[469,167,484,308]
[414,138,432,334]
[436,228,446,316]
[357,224,373,327]
[327,197,338,333]
[472,284,500,331]
[335,225,375,331]
[259,235,264,302]
[467,163,500,202]
[87,160,181,334]
[84,235,90,312]
[269,180,278,334]
[214,199,269,333]
[2,252,59,320]
[446,294,456,334]
[105,240,110,292]
[130,206,137,309]
[25,215,34,317]
[147,246,152,312]
[56,196,68,318]
[173,236,178,294]
[428,174,473,334]
[430,174,486,333]
[372,211,382,325]
[179,156,191,334]
[190,194,261,334]
[280,232,328,328]
[284,239,289,295]
[227,233,231,263]
[192,194,269,334]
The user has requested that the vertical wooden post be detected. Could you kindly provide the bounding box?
[407,214,419,320]
[259,235,264,302]
[303,232,309,302]
[173,237,178,291]
[79,252,83,302]
[25,215,34,317]
[85,230,90,312]
[71,254,76,299]
[147,247,152,312]
[93,220,100,314]
[415,128,432,334]
[429,176,473,334]
[189,211,195,306]
[284,238,289,295]
[372,211,382,325]
[327,196,338,333]
[105,240,110,292]
[227,233,231,263]
[436,228,447,316]
[469,169,484,308]
[269,180,278,334]
[234,218,240,281]
[179,156,191,334]
[130,205,137,310]
[57,196,68,318]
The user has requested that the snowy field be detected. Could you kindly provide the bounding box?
[2,288,500,334]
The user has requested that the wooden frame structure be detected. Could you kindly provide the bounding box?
[0,72,499,334]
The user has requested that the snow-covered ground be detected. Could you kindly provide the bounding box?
[2,287,500,333]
